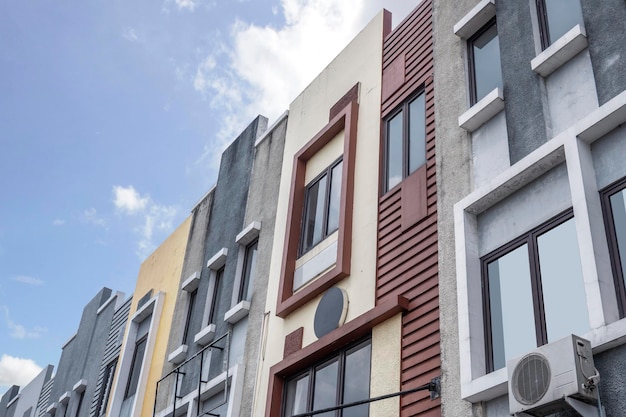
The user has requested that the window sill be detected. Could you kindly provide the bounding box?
[458,88,504,132]
[453,0,495,39]
[167,344,188,365]
[207,248,228,270]
[59,391,71,405]
[194,324,216,346]
[236,221,261,245]
[72,379,88,393]
[181,271,200,292]
[224,300,250,324]
[531,24,587,77]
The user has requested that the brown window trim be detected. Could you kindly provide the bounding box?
[265,294,409,417]
[276,96,359,318]
[600,177,626,318]
[481,208,573,373]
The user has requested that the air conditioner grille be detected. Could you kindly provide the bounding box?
[512,353,551,405]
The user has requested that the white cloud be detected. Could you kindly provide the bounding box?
[82,208,107,228]
[113,185,149,214]
[175,0,196,11]
[11,276,44,286]
[52,219,65,226]
[0,354,42,388]
[122,27,142,43]
[112,185,177,259]
[2,306,46,340]
[191,0,416,170]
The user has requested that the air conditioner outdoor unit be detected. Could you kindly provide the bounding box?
[507,334,598,416]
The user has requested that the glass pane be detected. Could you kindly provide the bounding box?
[313,360,338,417]
[610,189,626,292]
[343,343,371,417]
[285,374,310,417]
[125,337,147,398]
[472,22,503,103]
[303,175,328,252]
[209,269,223,324]
[408,94,426,174]
[544,0,584,45]
[240,240,258,302]
[326,161,343,234]
[487,244,536,370]
[538,218,590,342]
[386,110,403,191]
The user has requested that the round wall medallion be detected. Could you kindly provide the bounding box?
[314,287,348,338]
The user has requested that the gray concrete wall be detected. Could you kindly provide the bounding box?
[433,0,475,415]
[48,288,123,417]
[12,366,53,417]
[238,115,287,417]
[580,0,626,106]
[0,386,19,417]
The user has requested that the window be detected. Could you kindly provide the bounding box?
[300,158,343,255]
[74,392,85,417]
[238,239,258,302]
[384,92,426,192]
[482,210,590,372]
[601,178,626,318]
[97,360,117,416]
[182,289,197,344]
[208,268,224,324]
[124,336,147,399]
[468,19,503,105]
[283,340,371,417]
[536,0,584,49]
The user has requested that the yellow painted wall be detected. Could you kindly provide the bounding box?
[125,216,191,417]
[252,10,387,417]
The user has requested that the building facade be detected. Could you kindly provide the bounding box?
[436,0,626,416]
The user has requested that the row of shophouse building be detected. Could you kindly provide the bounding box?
[3,0,626,416]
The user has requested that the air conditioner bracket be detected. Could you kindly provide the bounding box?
[564,397,600,417]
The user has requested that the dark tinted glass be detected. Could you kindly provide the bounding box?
[313,360,338,417]
[240,240,258,302]
[610,189,626,293]
[472,22,502,103]
[125,337,147,398]
[208,268,223,324]
[183,289,197,343]
[408,94,426,174]
[327,161,343,234]
[544,0,584,45]
[343,343,371,417]
[303,176,328,252]
[386,110,403,191]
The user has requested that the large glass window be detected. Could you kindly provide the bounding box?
[483,210,590,371]
[384,92,426,192]
[283,340,371,417]
[601,178,626,317]
[238,239,258,302]
[468,19,503,105]
[301,158,343,255]
[125,336,148,399]
[208,268,224,324]
[536,0,584,49]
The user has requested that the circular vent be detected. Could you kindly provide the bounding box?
[511,353,551,405]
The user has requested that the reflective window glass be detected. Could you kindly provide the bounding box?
[542,0,584,46]
[386,111,403,191]
[408,94,426,175]
[285,374,310,417]
[327,161,343,234]
[343,343,371,417]
[471,21,503,104]
[609,189,626,297]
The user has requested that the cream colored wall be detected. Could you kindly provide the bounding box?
[252,10,386,417]
[370,314,402,417]
[121,216,191,417]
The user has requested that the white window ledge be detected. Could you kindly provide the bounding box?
[46,402,59,414]
[236,221,261,245]
[577,89,626,143]
[531,24,588,77]
[181,271,200,292]
[224,300,250,324]
[459,88,505,132]
[72,379,88,393]
[454,0,495,39]
[58,391,71,404]
[194,323,216,346]
[7,394,19,408]
[167,344,188,365]
[207,248,228,270]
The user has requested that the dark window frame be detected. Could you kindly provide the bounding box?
[281,338,371,417]
[208,267,224,325]
[536,0,584,50]
[238,239,259,303]
[482,209,573,372]
[124,335,148,399]
[467,18,499,106]
[182,288,198,344]
[382,89,426,194]
[299,157,343,256]
[600,177,626,318]
[96,359,117,416]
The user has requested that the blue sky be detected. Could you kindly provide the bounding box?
[0,0,416,393]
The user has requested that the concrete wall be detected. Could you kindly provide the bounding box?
[238,114,287,417]
[0,386,19,417]
[13,366,53,417]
